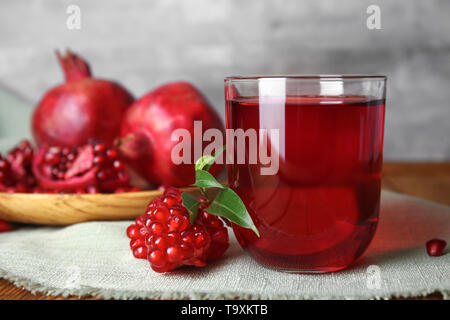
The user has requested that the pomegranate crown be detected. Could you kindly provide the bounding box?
[56,49,92,82]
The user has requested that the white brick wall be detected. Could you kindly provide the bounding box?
[0,0,449,160]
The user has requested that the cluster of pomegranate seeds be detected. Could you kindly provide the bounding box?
[91,142,131,193]
[126,187,229,273]
[0,139,140,194]
[426,239,447,257]
[0,140,36,193]
[43,146,79,180]
[34,141,136,194]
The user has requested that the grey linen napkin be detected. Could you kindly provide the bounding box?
[0,190,449,299]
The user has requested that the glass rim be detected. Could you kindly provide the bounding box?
[225,74,387,81]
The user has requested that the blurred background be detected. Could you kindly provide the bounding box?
[0,0,449,160]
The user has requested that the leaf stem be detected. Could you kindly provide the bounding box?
[199,187,209,201]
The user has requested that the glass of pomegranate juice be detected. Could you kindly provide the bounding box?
[225,75,387,272]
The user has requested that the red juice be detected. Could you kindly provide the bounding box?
[226,95,385,272]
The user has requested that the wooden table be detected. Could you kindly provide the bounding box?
[1,162,449,300]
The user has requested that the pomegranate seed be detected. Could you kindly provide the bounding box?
[167,232,181,244]
[15,185,28,193]
[426,239,446,257]
[0,159,9,171]
[87,185,99,194]
[44,152,59,165]
[195,233,209,248]
[96,170,107,181]
[180,243,194,259]
[167,246,184,263]
[138,226,147,237]
[153,235,171,251]
[132,246,147,259]
[168,215,187,232]
[93,155,105,166]
[66,152,76,161]
[113,160,125,171]
[148,250,166,267]
[145,234,154,246]
[106,148,118,160]
[126,225,140,239]
[183,234,195,245]
[0,220,12,233]
[152,207,170,222]
[61,147,71,156]
[93,143,106,153]
[130,238,145,249]
[163,195,178,206]
[150,222,166,235]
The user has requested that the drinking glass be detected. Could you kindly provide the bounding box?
[225,75,387,272]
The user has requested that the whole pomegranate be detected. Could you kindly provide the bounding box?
[120,82,224,187]
[32,50,134,148]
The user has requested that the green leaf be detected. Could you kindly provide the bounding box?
[204,145,226,172]
[181,192,200,224]
[195,155,215,171]
[194,170,225,189]
[194,145,226,172]
[206,187,260,237]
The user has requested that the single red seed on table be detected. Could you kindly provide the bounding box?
[0,220,12,233]
[426,239,446,257]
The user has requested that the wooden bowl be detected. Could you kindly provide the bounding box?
[0,188,197,226]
